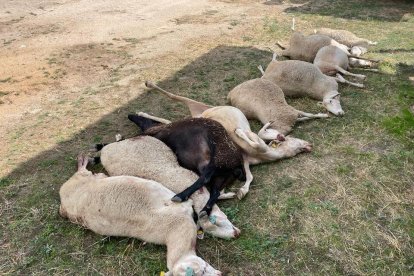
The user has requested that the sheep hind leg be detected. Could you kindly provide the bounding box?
[334,65,366,80]
[236,157,253,200]
[135,112,171,124]
[77,155,89,171]
[335,74,364,88]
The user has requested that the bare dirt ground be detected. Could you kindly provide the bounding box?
[0,0,284,176]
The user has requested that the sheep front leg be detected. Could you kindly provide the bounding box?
[335,74,364,88]
[199,188,221,218]
[218,190,236,200]
[172,165,215,202]
[235,129,268,152]
[136,112,171,124]
[296,111,329,122]
[236,157,253,200]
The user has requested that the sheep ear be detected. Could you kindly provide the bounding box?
[317,101,324,106]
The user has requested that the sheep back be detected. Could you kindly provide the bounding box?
[316,28,370,48]
[60,174,195,244]
[101,136,198,188]
[144,118,243,169]
[263,60,337,101]
[286,32,336,62]
[228,78,298,135]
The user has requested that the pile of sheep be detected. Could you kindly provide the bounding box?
[59,26,378,275]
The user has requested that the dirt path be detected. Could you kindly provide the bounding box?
[0,0,288,176]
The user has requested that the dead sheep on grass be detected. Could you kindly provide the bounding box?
[92,135,241,239]
[314,27,377,56]
[128,115,246,217]
[59,155,221,276]
[260,54,345,116]
[141,81,312,200]
[227,78,329,135]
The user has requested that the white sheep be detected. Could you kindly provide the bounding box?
[227,78,329,136]
[314,27,377,56]
[260,54,345,116]
[142,82,313,199]
[278,32,350,62]
[95,135,241,239]
[59,155,221,276]
[313,45,366,88]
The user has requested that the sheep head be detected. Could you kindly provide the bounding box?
[269,136,312,157]
[198,210,241,240]
[321,93,344,116]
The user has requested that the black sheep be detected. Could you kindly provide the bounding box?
[128,115,246,217]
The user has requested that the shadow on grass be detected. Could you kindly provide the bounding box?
[0,45,272,274]
[265,0,414,22]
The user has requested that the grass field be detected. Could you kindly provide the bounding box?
[1,0,413,275]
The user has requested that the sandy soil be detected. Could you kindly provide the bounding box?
[0,0,294,176]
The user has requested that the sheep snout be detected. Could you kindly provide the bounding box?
[303,144,313,153]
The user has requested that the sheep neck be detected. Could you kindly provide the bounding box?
[261,146,290,162]
[166,220,197,270]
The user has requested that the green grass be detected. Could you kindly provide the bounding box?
[1,0,414,275]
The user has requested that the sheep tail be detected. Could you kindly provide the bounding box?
[276,41,286,50]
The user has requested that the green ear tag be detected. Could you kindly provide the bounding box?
[209,215,217,225]
[185,267,195,276]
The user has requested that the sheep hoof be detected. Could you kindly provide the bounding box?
[198,211,208,219]
[236,189,247,200]
[171,195,183,202]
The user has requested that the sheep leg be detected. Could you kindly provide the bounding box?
[334,65,366,80]
[77,155,88,171]
[218,191,236,200]
[258,65,265,76]
[276,41,286,50]
[296,111,329,122]
[171,165,215,202]
[236,157,253,200]
[199,188,221,217]
[235,128,268,152]
[334,74,364,88]
[135,112,171,124]
[145,81,212,117]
